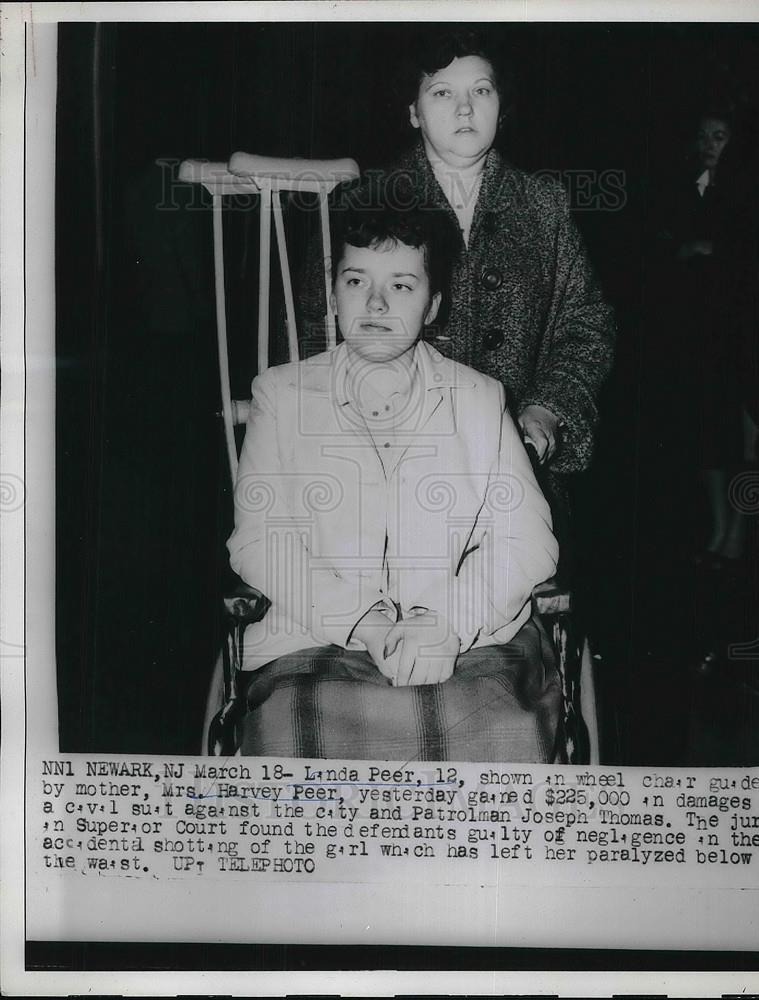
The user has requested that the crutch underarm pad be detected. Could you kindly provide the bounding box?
[177,159,238,184]
[229,152,359,184]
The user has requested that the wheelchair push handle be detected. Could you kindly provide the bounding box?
[523,439,542,476]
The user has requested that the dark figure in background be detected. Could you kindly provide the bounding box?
[300,30,616,571]
[633,107,759,763]
[652,110,757,567]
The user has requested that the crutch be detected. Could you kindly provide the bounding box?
[178,155,359,485]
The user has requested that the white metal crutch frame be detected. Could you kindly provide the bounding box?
[177,154,359,482]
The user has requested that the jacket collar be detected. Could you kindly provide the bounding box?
[292,339,475,402]
[286,342,474,470]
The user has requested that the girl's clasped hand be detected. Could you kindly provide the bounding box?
[353,609,460,686]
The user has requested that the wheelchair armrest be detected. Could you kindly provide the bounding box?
[208,579,270,756]
[532,576,571,618]
[531,576,592,763]
[223,580,271,627]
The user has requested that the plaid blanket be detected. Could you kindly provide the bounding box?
[241,618,563,763]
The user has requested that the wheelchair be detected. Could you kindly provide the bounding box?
[178,154,601,765]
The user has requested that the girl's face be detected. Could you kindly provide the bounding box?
[331,240,441,364]
[696,117,731,173]
[409,55,500,169]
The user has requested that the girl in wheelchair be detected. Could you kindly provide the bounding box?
[227,205,562,762]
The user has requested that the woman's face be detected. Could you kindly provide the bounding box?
[331,240,441,364]
[696,117,731,173]
[409,55,500,169]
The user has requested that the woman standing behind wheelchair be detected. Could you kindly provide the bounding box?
[301,29,615,500]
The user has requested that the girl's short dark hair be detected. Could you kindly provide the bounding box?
[332,204,456,315]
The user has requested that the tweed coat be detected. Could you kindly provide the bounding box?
[300,143,616,474]
[227,340,558,670]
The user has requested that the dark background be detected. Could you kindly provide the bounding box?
[56,21,759,760]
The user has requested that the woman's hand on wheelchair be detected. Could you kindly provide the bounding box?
[519,404,561,464]
[383,611,460,687]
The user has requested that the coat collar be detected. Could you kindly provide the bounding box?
[391,143,536,248]
[395,142,519,217]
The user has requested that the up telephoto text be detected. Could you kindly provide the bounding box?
[36,760,759,876]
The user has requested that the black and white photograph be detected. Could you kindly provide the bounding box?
[48,15,759,765]
[2,1,759,993]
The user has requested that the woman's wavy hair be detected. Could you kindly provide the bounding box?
[396,28,515,129]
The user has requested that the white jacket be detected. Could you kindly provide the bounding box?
[227,340,558,669]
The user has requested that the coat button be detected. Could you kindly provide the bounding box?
[480,267,503,291]
[483,328,504,351]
